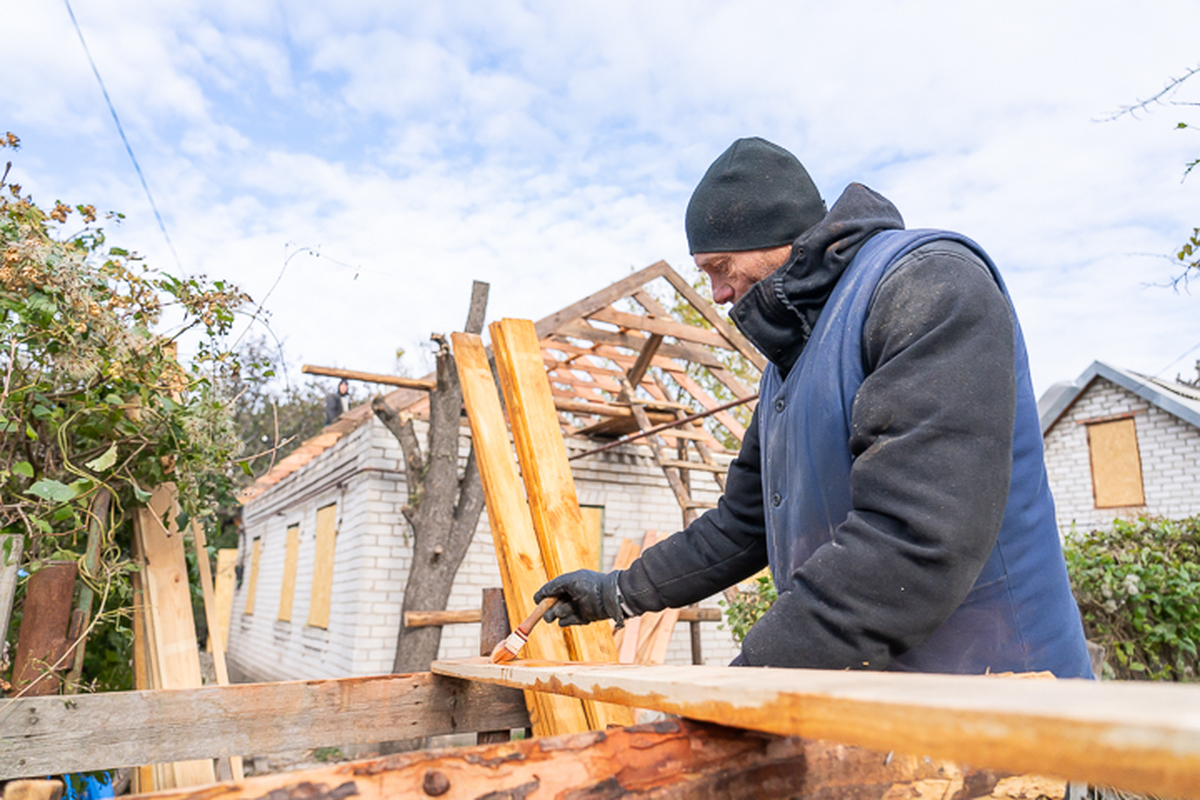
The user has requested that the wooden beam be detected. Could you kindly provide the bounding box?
[625,332,664,389]
[402,605,719,626]
[586,306,733,349]
[532,260,672,340]
[558,320,729,368]
[432,658,1200,799]
[301,364,437,391]
[489,319,633,730]
[0,673,529,779]
[451,332,592,736]
[404,608,482,628]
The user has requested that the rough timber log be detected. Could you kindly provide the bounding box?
[125,717,1017,800]
[431,658,1200,799]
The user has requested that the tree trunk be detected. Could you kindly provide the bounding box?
[372,282,488,751]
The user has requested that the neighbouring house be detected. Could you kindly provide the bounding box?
[1040,360,1200,533]
[224,261,758,683]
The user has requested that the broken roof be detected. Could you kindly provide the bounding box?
[1039,360,1200,434]
[240,260,761,505]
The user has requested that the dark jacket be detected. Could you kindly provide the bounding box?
[618,184,1084,672]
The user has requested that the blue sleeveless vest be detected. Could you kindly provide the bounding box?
[758,229,1093,677]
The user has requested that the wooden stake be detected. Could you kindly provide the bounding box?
[451,331,591,736]
[190,520,244,781]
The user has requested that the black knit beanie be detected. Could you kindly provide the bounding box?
[685,137,826,254]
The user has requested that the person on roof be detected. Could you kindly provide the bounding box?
[535,137,1093,677]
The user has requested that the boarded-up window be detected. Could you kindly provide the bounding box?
[278,525,300,622]
[1087,418,1146,508]
[307,504,338,629]
[243,538,262,615]
[581,505,604,571]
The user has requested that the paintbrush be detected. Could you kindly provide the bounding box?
[491,596,559,664]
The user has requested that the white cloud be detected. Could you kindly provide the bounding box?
[4,0,1200,395]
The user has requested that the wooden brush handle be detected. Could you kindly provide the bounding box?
[519,596,559,636]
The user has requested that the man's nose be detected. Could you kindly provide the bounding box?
[711,280,734,305]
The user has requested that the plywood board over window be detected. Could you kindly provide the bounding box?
[278,525,300,622]
[243,538,262,615]
[307,504,338,629]
[1087,417,1146,508]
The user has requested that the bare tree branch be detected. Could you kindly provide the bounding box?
[1098,63,1200,121]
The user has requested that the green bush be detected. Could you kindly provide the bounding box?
[1064,517,1200,682]
[719,573,776,645]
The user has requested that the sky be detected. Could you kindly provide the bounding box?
[5,0,1200,398]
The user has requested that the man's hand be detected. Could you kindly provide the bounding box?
[534,570,625,627]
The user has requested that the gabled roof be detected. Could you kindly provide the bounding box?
[240,261,760,505]
[1038,360,1200,434]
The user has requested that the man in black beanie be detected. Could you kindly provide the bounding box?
[535,137,1093,678]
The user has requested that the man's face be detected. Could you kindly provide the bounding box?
[694,245,792,305]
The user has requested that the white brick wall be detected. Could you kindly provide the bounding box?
[1043,376,1200,531]
[227,417,741,682]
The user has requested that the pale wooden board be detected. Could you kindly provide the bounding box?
[1087,417,1146,507]
[306,503,338,629]
[431,658,1200,799]
[242,539,261,616]
[490,319,633,730]
[0,673,529,778]
[210,549,237,652]
[452,332,592,736]
[135,486,215,787]
[610,537,643,664]
[190,522,244,781]
[631,531,681,665]
[277,525,300,622]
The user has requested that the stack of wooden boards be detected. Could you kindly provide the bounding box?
[132,484,242,790]
[453,319,635,735]
[610,531,681,665]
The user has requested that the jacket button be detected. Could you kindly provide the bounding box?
[774,398,785,412]
[771,493,782,507]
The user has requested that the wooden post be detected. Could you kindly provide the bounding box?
[65,489,110,691]
[476,587,512,745]
[0,533,24,655]
[451,331,592,736]
[12,561,77,696]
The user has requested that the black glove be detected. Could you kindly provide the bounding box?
[534,569,625,627]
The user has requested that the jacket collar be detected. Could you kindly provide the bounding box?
[731,183,904,376]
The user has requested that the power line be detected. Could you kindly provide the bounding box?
[62,0,185,276]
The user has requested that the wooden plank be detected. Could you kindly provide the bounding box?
[612,536,644,664]
[451,331,592,736]
[0,673,529,779]
[135,486,215,787]
[301,364,436,391]
[490,319,633,730]
[277,525,300,622]
[404,608,481,628]
[432,659,1200,799]
[532,260,672,340]
[210,549,237,652]
[587,306,732,349]
[630,531,681,665]
[671,369,749,441]
[660,459,728,473]
[307,503,338,629]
